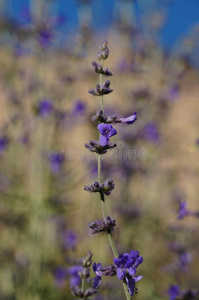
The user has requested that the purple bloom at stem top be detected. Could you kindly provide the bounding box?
[113,251,143,296]
[120,113,137,124]
[97,124,117,146]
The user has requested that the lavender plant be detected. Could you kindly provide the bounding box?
[83,41,143,299]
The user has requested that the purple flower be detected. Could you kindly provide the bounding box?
[144,122,160,143]
[178,201,190,219]
[54,267,67,288]
[68,265,83,287]
[97,124,117,146]
[178,252,192,272]
[92,263,116,289]
[63,230,77,250]
[89,216,116,234]
[92,263,103,289]
[120,113,137,124]
[113,251,143,296]
[72,100,86,116]
[49,153,64,173]
[38,28,53,48]
[168,285,181,300]
[38,99,53,117]
[0,136,9,154]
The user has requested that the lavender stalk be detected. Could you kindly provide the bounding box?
[85,41,143,299]
[96,42,131,300]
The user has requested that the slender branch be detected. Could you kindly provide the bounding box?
[123,282,132,300]
[96,50,131,300]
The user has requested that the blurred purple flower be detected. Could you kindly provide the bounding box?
[144,122,160,143]
[97,124,117,146]
[117,59,129,72]
[178,201,190,219]
[54,267,67,288]
[72,100,86,116]
[179,252,192,272]
[20,134,29,146]
[120,113,137,124]
[0,136,9,155]
[68,265,83,287]
[38,99,53,117]
[49,153,64,173]
[167,85,180,101]
[63,230,77,250]
[168,285,181,300]
[38,27,53,48]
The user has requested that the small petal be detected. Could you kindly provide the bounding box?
[113,258,120,267]
[120,113,137,124]
[116,268,125,280]
[128,267,137,276]
[99,135,109,146]
[129,250,139,258]
[93,262,97,272]
[133,275,143,282]
[109,127,117,138]
[126,277,135,296]
[93,275,102,289]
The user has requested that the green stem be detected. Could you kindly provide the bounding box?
[81,278,85,292]
[123,282,132,300]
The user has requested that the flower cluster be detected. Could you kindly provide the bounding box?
[89,216,116,234]
[85,140,116,154]
[88,80,113,96]
[68,251,97,299]
[84,179,115,196]
[92,61,113,76]
[92,250,143,296]
[113,251,143,296]
[91,110,137,125]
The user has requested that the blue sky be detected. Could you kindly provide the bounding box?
[5,0,199,49]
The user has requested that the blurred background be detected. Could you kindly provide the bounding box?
[0,0,199,299]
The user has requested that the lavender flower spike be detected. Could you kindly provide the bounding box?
[120,112,137,124]
[97,124,117,146]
